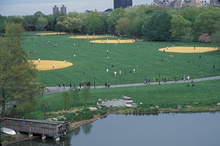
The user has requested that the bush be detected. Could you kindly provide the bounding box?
[199,33,211,43]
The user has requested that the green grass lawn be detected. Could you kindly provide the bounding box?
[20,32,220,120]
[23,33,220,86]
[37,80,220,113]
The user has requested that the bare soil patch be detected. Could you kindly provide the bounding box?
[90,39,135,44]
[69,35,113,39]
[29,60,73,71]
[35,32,67,36]
[159,46,218,53]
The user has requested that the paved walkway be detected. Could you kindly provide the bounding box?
[44,76,220,95]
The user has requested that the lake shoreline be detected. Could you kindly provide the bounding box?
[2,109,220,146]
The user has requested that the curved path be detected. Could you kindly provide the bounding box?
[44,76,220,95]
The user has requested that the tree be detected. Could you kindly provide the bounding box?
[37,17,48,31]
[88,17,103,34]
[81,86,90,107]
[82,123,93,135]
[115,17,130,35]
[125,5,148,37]
[193,7,220,40]
[46,12,66,31]
[34,11,45,18]
[211,22,220,46]
[108,8,126,33]
[129,16,144,37]
[63,17,83,33]
[55,16,67,32]
[69,86,79,107]
[170,14,191,40]
[143,11,172,41]
[6,16,25,25]
[62,91,71,111]
[0,23,43,118]
[0,15,6,33]
[179,6,200,24]
[23,15,38,31]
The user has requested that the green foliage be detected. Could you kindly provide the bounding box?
[1,135,14,143]
[25,111,45,120]
[193,7,220,41]
[108,8,126,33]
[81,86,90,107]
[84,12,104,34]
[63,17,83,33]
[88,18,103,34]
[1,6,220,41]
[0,15,5,33]
[143,11,172,41]
[170,14,191,39]
[129,16,144,37]
[179,6,200,24]
[62,91,71,110]
[69,86,79,107]
[211,22,220,46]
[0,23,43,117]
[37,17,48,31]
[115,17,130,35]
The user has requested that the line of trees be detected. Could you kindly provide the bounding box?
[1,5,220,42]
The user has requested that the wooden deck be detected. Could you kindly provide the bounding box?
[1,117,69,141]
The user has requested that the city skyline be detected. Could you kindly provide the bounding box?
[114,0,133,9]
[0,0,152,16]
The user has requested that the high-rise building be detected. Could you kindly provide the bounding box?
[60,5,67,14]
[53,5,59,14]
[114,0,132,9]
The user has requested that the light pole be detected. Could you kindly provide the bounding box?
[158,73,160,85]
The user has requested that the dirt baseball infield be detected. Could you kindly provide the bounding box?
[90,39,135,44]
[69,35,113,39]
[35,32,67,36]
[159,46,218,53]
[29,60,73,71]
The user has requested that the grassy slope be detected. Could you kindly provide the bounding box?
[37,80,220,113]
[23,34,220,86]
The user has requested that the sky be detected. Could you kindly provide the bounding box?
[0,0,153,16]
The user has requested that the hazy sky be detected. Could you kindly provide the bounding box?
[0,0,153,16]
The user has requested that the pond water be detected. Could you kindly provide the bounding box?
[7,112,220,146]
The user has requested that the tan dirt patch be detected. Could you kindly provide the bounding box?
[69,35,113,39]
[35,32,67,36]
[159,46,218,53]
[90,39,135,44]
[29,60,73,71]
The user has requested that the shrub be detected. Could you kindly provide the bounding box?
[199,33,211,43]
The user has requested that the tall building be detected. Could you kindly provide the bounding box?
[53,5,59,14]
[114,0,133,9]
[60,5,67,14]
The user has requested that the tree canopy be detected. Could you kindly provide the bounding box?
[143,11,172,41]
[1,6,220,42]
[0,23,43,117]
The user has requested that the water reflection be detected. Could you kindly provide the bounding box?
[82,123,93,135]
[6,112,220,146]
[72,127,80,136]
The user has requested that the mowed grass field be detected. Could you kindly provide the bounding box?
[23,32,220,86]
[37,80,220,113]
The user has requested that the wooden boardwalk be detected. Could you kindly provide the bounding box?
[1,117,69,141]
